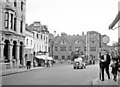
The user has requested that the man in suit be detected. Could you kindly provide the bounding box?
[100,50,111,81]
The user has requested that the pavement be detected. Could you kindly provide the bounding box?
[0,66,45,77]
[91,75,120,87]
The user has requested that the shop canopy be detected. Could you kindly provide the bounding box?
[109,11,120,29]
[47,57,53,60]
[35,55,47,60]
[35,55,53,60]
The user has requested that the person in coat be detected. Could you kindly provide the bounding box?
[99,50,111,81]
[111,50,119,81]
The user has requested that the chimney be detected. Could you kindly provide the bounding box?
[54,31,57,37]
[82,32,84,35]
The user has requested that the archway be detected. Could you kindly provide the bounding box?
[12,41,17,61]
[4,40,10,63]
[19,42,23,65]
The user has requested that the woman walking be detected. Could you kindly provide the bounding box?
[110,50,119,81]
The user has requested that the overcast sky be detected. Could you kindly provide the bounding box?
[26,0,119,45]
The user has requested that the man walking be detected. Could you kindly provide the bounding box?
[100,50,111,81]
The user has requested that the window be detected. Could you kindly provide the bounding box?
[14,18,16,31]
[54,55,58,59]
[60,47,66,51]
[46,37,47,43]
[44,36,45,40]
[10,13,13,29]
[26,39,28,45]
[41,35,43,40]
[20,21,23,33]
[49,47,50,52]
[60,40,66,44]
[90,47,96,51]
[75,40,79,44]
[67,56,71,60]
[37,34,39,39]
[21,1,23,11]
[54,47,58,51]
[31,40,32,46]
[5,12,9,29]
[84,47,86,51]
[61,56,65,60]
[69,46,72,51]
[75,47,81,51]
[14,0,17,7]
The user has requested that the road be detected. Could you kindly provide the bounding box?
[2,63,99,85]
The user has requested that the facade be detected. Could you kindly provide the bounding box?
[86,31,100,62]
[52,31,111,63]
[25,25,34,67]
[52,32,86,61]
[48,33,54,57]
[0,0,26,67]
[28,22,49,57]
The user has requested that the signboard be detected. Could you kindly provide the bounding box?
[102,36,110,44]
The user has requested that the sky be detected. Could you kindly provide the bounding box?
[26,0,119,45]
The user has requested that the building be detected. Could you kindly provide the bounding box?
[48,33,54,57]
[51,31,111,63]
[86,31,100,62]
[109,1,120,54]
[25,24,34,67]
[0,0,26,68]
[52,32,86,62]
[28,22,49,57]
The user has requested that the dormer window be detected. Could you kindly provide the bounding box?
[61,40,66,44]
[75,40,79,44]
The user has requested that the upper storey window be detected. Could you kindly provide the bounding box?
[14,0,17,7]
[5,12,9,29]
[21,1,24,11]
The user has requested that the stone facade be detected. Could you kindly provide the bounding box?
[25,25,34,67]
[0,0,26,68]
[28,22,49,57]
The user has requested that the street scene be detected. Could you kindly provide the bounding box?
[0,0,120,86]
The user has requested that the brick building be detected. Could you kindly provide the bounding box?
[52,32,86,61]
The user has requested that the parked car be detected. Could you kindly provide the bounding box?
[73,58,86,69]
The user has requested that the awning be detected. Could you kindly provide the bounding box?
[109,11,120,29]
[47,57,53,60]
[35,55,47,60]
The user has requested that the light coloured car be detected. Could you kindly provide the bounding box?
[73,58,86,69]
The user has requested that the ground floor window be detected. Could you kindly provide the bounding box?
[54,55,58,59]
[61,56,65,60]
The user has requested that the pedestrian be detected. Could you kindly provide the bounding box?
[110,50,119,81]
[99,50,111,81]
[26,60,31,69]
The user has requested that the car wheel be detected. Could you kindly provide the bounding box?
[74,67,76,69]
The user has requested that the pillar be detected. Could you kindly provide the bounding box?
[16,44,20,68]
[22,45,25,67]
[0,42,5,62]
[9,43,13,68]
